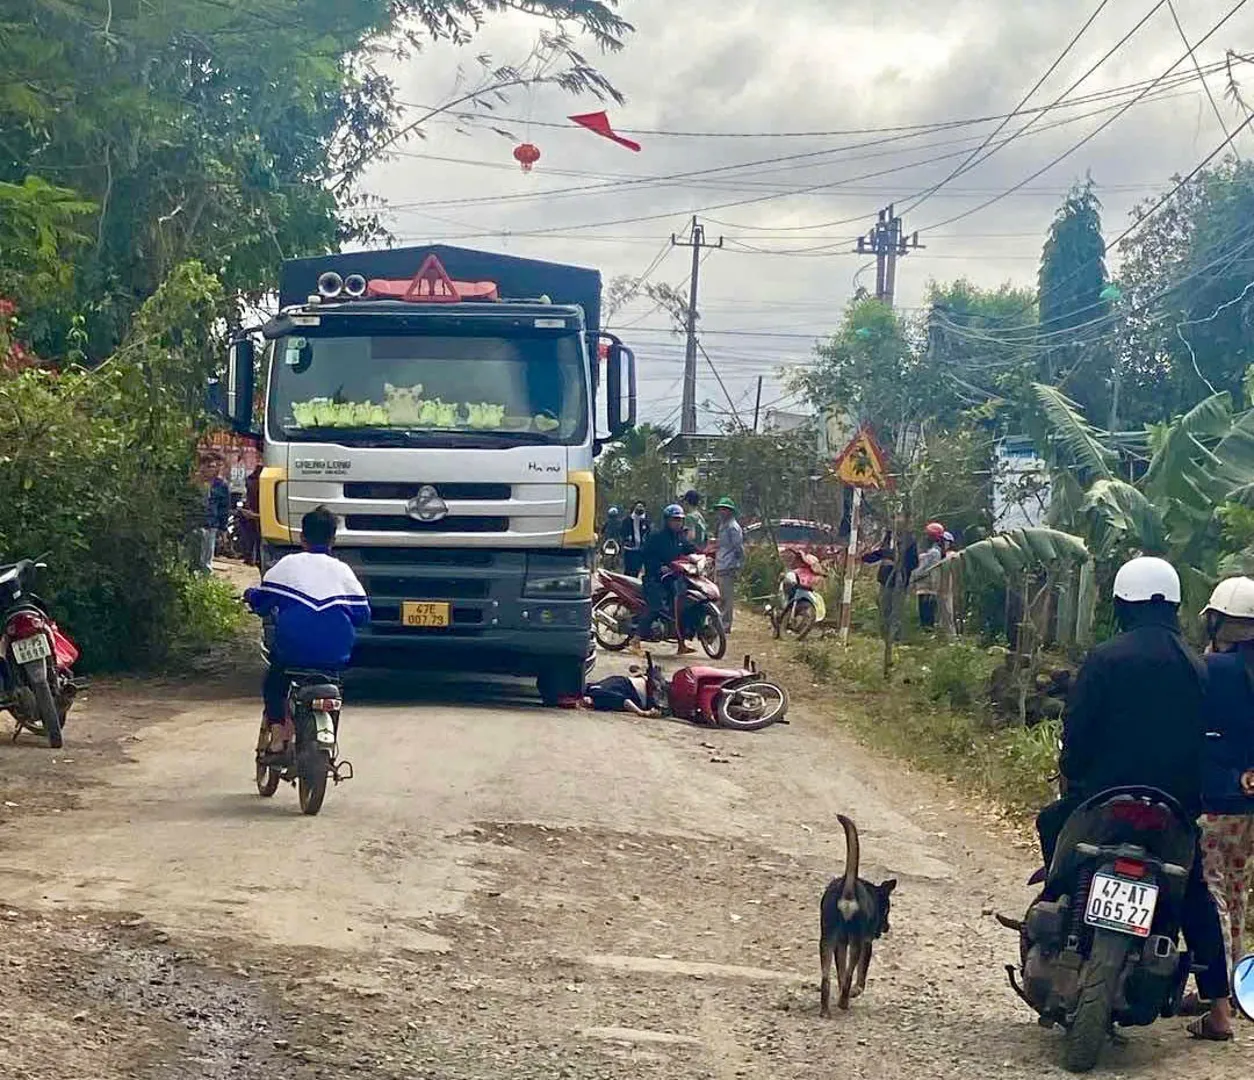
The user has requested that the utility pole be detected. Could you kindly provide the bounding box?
[837,207,921,648]
[671,216,723,433]
[752,375,763,434]
[856,204,923,308]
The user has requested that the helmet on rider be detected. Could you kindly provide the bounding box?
[682,489,702,508]
[925,521,945,541]
[1113,556,1181,603]
[607,505,621,517]
[1112,556,1181,631]
[663,503,685,520]
[1201,575,1254,649]
[713,496,737,513]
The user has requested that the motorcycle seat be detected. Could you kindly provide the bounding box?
[601,570,639,588]
[291,682,342,704]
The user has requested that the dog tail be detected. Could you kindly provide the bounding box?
[836,814,860,920]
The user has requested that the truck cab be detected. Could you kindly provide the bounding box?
[226,245,635,704]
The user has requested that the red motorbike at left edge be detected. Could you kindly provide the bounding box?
[0,556,81,748]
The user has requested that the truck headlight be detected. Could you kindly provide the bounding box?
[565,484,579,529]
[524,553,591,598]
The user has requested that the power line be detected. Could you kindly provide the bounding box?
[904,0,1113,216]
[384,68,1223,220]
[1167,0,1240,161]
[908,0,1172,217]
[917,0,1252,234]
[393,58,1230,139]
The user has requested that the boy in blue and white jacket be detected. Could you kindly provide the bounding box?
[244,506,370,751]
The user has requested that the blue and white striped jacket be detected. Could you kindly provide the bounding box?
[244,550,370,668]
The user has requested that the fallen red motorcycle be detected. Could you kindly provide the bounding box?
[593,555,726,659]
[0,556,81,748]
[646,651,789,731]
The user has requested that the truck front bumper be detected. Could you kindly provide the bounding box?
[264,543,594,676]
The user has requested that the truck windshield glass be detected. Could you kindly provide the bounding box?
[269,332,588,444]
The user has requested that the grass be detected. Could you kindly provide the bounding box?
[784,625,1058,821]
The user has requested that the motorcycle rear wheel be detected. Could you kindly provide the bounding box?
[715,678,789,731]
[697,608,727,660]
[593,597,633,651]
[1063,931,1128,1073]
[28,664,62,749]
[255,762,280,797]
[298,749,331,816]
[788,600,817,640]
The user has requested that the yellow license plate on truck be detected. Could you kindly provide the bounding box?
[401,601,451,628]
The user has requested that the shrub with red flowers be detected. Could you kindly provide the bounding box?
[0,296,39,374]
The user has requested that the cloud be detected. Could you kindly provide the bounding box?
[361,0,1254,426]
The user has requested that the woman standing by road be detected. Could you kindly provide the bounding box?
[1188,576,1254,1029]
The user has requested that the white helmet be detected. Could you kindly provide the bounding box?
[1112,556,1181,604]
[1201,576,1254,618]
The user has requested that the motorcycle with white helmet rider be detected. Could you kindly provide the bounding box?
[1028,555,1233,1052]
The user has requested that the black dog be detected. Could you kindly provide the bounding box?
[819,814,896,1016]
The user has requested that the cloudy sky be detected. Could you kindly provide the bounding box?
[361,0,1254,430]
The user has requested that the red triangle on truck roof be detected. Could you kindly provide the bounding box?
[405,254,460,302]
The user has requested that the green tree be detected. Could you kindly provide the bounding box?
[0,0,630,358]
[1037,178,1111,424]
[800,298,934,452]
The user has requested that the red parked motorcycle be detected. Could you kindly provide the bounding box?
[645,651,789,731]
[593,555,727,659]
[0,556,81,748]
[767,549,827,640]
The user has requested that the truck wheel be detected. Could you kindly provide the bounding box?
[538,658,584,707]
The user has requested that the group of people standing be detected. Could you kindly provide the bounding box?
[193,456,262,574]
[861,520,962,637]
[600,489,746,644]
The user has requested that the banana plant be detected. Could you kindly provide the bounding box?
[1028,383,1254,581]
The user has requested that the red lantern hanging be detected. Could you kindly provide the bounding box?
[513,142,541,173]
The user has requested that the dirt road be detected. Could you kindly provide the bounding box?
[1,631,1251,1079]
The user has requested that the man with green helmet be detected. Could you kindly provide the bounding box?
[713,496,744,633]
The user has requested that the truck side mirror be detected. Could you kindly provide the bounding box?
[227,337,255,434]
[603,337,636,441]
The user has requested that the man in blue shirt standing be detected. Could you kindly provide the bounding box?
[713,497,744,632]
[244,507,370,754]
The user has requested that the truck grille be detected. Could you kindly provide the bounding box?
[363,575,490,599]
[358,548,495,567]
[344,515,509,534]
[343,481,511,501]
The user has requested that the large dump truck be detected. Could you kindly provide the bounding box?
[224,244,636,703]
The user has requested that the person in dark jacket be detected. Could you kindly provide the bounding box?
[636,503,697,654]
[1036,556,1232,1041]
[622,500,651,577]
[862,529,919,642]
[1196,577,1254,1007]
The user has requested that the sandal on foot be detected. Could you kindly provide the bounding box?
[1187,1015,1235,1041]
[1179,992,1210,1017]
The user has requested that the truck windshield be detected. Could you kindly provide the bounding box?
[268,332,588,445]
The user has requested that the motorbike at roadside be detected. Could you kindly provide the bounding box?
[252,623,353,816]
[643,650,789,731]
[593,555,726,659]
[0,556,81,749]
[767,551,826,640]
[999,786,1197,1073]
[598,536,622,572]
